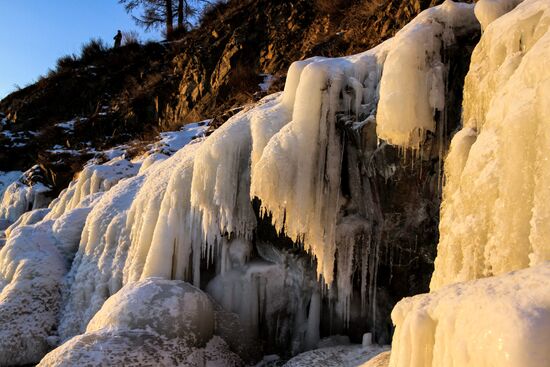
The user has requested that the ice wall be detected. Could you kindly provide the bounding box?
[388,1,550,366]
[431,0,550,289]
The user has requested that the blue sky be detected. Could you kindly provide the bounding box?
[0,1,161,99]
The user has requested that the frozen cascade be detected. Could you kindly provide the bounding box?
[54,0,480,347]
[0,180,51,224]
[250,0,478,318]
[0,187,106,365]
[58,142,202,339]
[125,143,198,284]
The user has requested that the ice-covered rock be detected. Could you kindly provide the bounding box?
[390,264,550,367]
[40,278,242,367]
[87,278,215,346]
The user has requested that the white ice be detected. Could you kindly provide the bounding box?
[390,264,550,367]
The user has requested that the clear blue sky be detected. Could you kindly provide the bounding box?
[0,1,161,99]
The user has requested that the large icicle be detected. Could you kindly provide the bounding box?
[125,144,199,284]
[376,0,478,149]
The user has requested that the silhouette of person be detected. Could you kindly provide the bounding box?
[114,30,122,48]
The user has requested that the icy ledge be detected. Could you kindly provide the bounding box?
[390,264,550,367]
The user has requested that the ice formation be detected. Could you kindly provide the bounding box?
[0,179,50,223]
[0,2,482,362]
[390,264,550,367]
[431,0,550,289]
[376,0,478,148]
[252,1,478,289]
[0,220,65,365]
[59,142,203,338]
[0,170,21,197]
[475,0,524,30]
[47,157,139,219]
[3,0,548,365]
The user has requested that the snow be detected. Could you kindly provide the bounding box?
[259,74,274,92]
[390,264,550,367]
[153,120,210,154]
[283,344,389,367]
[431,0,550,289]
[55,117,87,132]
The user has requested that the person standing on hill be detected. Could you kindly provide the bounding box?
[113,30,122,48]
